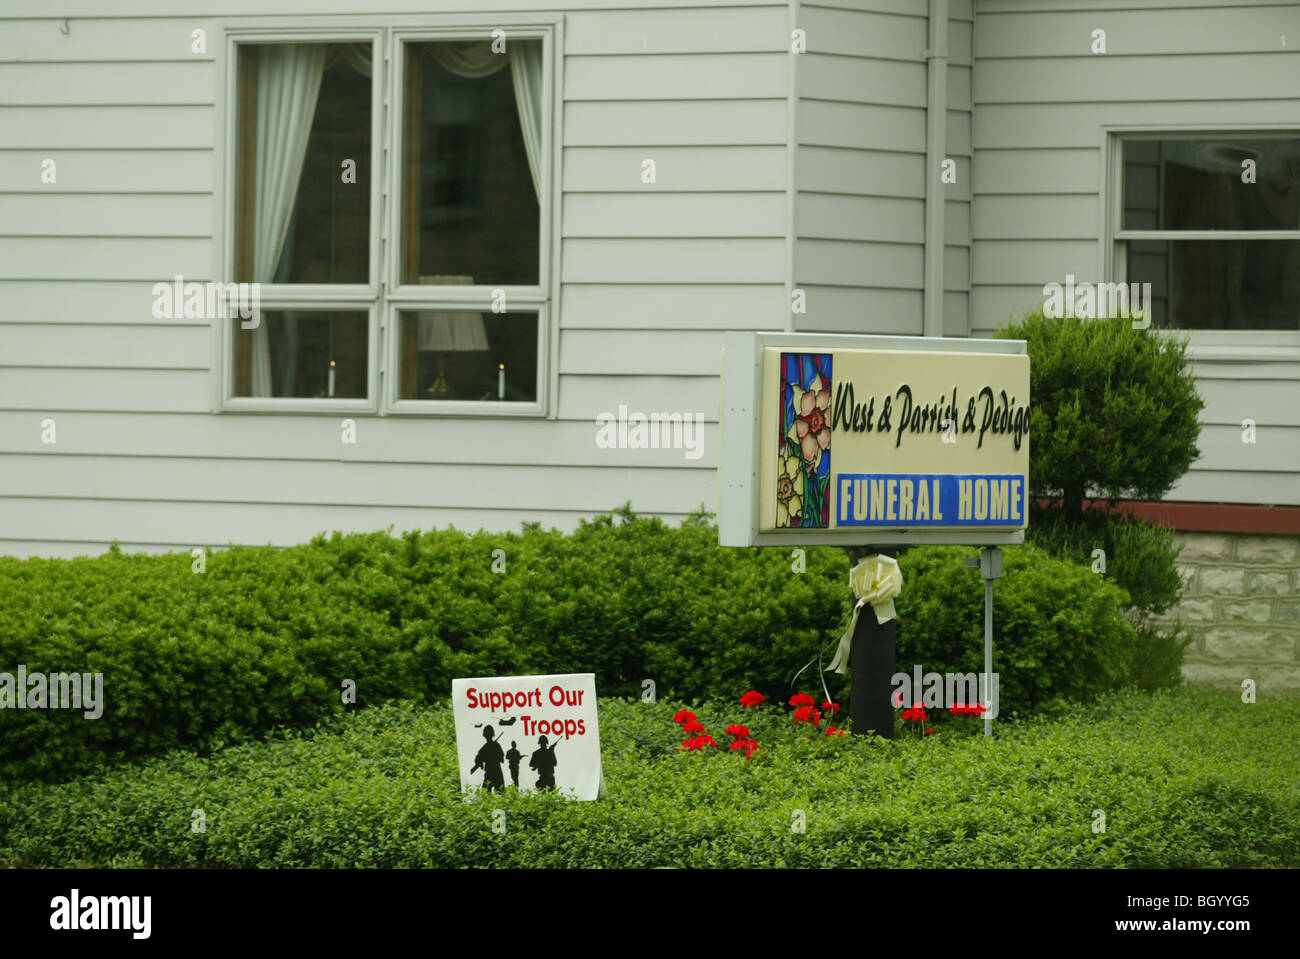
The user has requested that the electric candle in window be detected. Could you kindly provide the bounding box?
[328,360,336,398]
[498,363,505,401]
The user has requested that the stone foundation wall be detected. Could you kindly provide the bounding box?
[1163,533,1300,692]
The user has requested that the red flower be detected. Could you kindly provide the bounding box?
[825,726,845,737]
[793,705,822,727]
[729,738,759,758]
[789,692,816,708]
[925,727,933,735]
[682,719,706,734]
[681,734,717,751]
[949,703,987,716]
[673,709,697,725]
[821,701,840,713]
[901,706,927,723]
[725,724,750,739]
[739,691,766,708]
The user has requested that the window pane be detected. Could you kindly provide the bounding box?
[236,43,372,283]
[401,40,541,286]
[398,310,538,401]
[233,311,369,397]
[1126,239,1300,330]
[1123,138,1300,231]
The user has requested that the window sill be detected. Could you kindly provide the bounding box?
[1181,330,1300,363]
[222,398,378,414]
[387,399,545,417]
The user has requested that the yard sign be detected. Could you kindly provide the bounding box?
[452,673,603,800]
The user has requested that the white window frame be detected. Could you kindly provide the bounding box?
[213,16,562,416]
[1102,125,1300,362]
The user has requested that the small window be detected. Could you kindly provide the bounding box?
[232,311,369,399]
[396,309,539,402]
[234,43,372,285]
[231,40,376,402]
[1118,137,1300,331]
[400,40,541,286]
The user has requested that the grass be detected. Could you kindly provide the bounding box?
[1,686,1296,868]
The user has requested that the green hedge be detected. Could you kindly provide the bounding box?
[2,688,1295,868]
[1,512,1140,780]
[896,544,1137,718]
[1025,505,1193,691]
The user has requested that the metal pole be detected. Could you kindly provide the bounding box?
[979,546,1002,737]
[984,573,993,737]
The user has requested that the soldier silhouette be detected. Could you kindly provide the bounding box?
[470,725,506,792]
[506,740,523,788]
[529,735,559,790]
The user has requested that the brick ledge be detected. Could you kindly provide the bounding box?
[1034,499,1300,535]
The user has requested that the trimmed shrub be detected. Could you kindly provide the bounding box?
[1026,503,1182,615]
[995,311,1202,687]
[994,311,1203,524]
[895,544,1137,717]
[1025,504,1193,690]
[0,514,1142,781]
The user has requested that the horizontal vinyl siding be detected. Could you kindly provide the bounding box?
[0,501,702,553]
[794,2,929,335]
[0,456,718,512]
[0,3,790,556]
[0,412,720,465]
[970,0,1300,507]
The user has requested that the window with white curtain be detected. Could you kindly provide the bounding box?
[225,29,551,413]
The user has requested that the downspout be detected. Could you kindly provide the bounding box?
[923,0,948,338]
[785,0,799,333]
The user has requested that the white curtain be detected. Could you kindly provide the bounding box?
[509,43,544,200]
[423,41,544,200]
[249,44,326,397]
[331,42,373,77]
[426,41,508,79]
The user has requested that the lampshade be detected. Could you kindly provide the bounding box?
[416,275,489,352]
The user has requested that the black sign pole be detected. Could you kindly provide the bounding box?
[850,545,896,740]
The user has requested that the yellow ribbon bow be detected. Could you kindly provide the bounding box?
[826,554,903,675]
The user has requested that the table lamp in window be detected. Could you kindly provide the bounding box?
[417,275,488,398]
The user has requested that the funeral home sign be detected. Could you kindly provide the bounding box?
[719,332,1030,548]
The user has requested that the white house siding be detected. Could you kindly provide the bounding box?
[971,0,1300,506]
[3,0,1295,560]
[791,0,969,337]
[0,1,795,556]
[793,0,926,334]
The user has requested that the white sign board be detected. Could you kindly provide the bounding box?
[720,331,1030,547]
[452,673,603,800]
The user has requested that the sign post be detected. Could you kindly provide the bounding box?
[851,546,897,739]
[966,546,1003,736]
[719,332,1030,737]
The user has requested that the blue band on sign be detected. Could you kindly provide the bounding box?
[835,474,1026,527]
